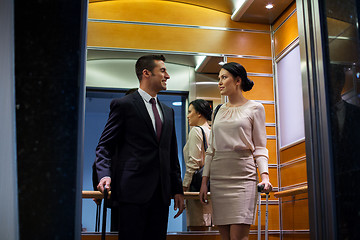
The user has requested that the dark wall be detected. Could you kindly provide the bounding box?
[15,0,87,239]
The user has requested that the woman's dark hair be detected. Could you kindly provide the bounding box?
[189,99,212,121]
[222,62,254,92]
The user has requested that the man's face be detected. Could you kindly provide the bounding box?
[149,60,170,92]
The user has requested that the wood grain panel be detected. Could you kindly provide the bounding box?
[249,235,280,240]
[88,0,270,31]
[267,139,277,165]
[282,233,310,240]
[272,1,296,31]
[243,76,274,101]
[280,141,306,164]
[274,12,299,57]
[280,160,307,188]
[87,22,271,56]
[264,104,275,123]
[251,204,280,230]
[282,198,309,230]
[266,126,276,135]
[227,58,273,74]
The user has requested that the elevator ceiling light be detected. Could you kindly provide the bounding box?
[172,102,182,106]
[266,4,274,9]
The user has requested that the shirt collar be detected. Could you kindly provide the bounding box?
[138,88,157,103]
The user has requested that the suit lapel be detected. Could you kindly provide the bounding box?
[132,91,157,141]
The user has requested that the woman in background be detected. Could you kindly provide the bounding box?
[199,62,272,240]
[183,99,212,230]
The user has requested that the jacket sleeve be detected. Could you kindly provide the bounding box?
[95,99,125,180]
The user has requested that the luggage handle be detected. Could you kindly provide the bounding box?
[257,184,269,240]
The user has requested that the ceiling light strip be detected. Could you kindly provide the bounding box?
[88,18,270,34]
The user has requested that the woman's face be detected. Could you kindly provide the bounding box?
[187,104,201,126]
[218,68,241,96]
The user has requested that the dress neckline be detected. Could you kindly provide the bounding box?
[224,100,251,108]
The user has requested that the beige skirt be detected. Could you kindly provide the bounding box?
[210,150,258,225]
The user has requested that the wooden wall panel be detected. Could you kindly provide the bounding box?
[272,1,297,31]
[264,104,275,123]
[88,22,271,56]
[88,0,270,31]
[243,76,274,101]
[251,204,280,230]
[249,235,280,240]
[282,198,309,230]
[266,126,276,135]
[267,139,277,165]
[227,58,273,74]
[280,141,306,164]
[280,160,307,187]
[273,12,299,57]
[282,233,310,240]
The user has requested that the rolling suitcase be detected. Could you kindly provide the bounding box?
[257,185,269,240]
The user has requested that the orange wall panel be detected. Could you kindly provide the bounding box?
[267,139,277,165]
[251,204,280,231]
[272,1,297,31]
[88,22,272,56]
[266,126,276,136]
[264,104,275,123]
[227,58,273,74]
[282,198,309,230]
[274,12,299,57]
[88,0,270,31]
[243,76,274,101]
[280,141,306,164]
[280,160,307,187]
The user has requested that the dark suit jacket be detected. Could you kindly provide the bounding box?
[95,91,183,205]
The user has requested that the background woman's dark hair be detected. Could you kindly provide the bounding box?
[189,99,212,121]
[222,62,254,92]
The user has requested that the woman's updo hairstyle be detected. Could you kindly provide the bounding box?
[189,99,212,121]
[222,62,254,92]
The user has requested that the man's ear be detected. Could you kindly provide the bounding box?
[143,69,151,78]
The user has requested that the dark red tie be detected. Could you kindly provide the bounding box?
[150,98,162,141]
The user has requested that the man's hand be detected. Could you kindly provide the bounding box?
[97,177,111,194]
[173,194,185,219]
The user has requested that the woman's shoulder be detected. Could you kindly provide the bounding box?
[247,100,265,111]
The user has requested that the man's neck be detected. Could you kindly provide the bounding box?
[139,86,157,98]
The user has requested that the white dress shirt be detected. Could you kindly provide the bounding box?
[138,88,164,133]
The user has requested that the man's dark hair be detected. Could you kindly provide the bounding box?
[135,55,166,81]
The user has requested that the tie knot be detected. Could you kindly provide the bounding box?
[150,98,156,105]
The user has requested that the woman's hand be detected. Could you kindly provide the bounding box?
[258,173,272,193]
[183,186,189,192]
[199,176,209,205]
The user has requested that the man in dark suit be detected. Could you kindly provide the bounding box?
[95,55,184,240]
